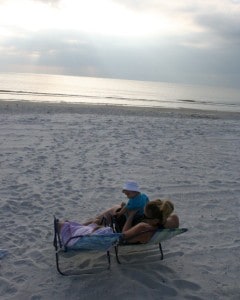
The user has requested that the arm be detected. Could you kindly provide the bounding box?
[122,211,155,243]
[122,222,155,243]
[82,205,122,225]
[122,209,137,231]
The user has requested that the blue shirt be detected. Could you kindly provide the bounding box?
[126,193,149,215]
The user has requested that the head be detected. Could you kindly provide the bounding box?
[160,200,174,223]
[144,201,163,226]
[144,199,174,225]
[122,181,140,199]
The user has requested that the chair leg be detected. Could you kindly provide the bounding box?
[54,216,68,276]
[114,246,121,264]
[159,243,164,260]
[55,252,67,276]
[107,251,111,269]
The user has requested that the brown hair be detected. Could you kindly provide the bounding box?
[144,200,163,225]
[145,199,174,225]
[160,200,174,223]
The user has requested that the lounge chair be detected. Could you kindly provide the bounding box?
[53,216,188,276]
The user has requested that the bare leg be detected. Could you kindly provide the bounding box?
[57,221,65,232]
[83,205,122,225]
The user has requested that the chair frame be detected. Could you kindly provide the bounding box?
[53,216,117,275]
[53,216,186,276]
[113,239,164,265]
[53,217,163,275]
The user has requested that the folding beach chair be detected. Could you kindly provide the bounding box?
[114,227,188,264]
[110,215,188,263]
[53,216,121,275]
[53,216,187,275]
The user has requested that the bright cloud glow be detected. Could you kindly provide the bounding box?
[0,0,200,37]
[0,0,61,34]
[59,0,158,36]
[57,0,197,37]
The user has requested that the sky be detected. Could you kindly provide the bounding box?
[0,0,240,88]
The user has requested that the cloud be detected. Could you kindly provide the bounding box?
[0,0,239,87]
[0,27,240,85]
[0,25,239,87]
[0,29,106,75]
[195,12,240,44]
[33,0,60,4]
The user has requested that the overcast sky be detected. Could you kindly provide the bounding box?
[0,0,240,88]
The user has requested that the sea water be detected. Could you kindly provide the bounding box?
[0,72,239,112]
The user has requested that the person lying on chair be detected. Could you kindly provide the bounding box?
[57,221,114,248]
[121,199,179,244]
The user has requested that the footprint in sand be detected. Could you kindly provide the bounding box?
[173,279,201,291]
[0,277,18,296]
[12,274,28,285]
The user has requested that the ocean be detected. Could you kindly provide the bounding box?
[0,72,240,112]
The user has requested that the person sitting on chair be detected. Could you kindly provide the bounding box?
[84,180,149,231]
[115,180,149,220]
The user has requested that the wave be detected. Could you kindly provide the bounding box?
[0,89,239,112]
[178,98,238,107]
[0,89,82,98]
[0,89,174,104]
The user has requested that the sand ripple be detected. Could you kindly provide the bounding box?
[0,104,239,299]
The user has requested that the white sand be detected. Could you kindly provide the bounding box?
[0,100,239,300]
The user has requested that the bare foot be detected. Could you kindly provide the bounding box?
[57,220,65,232]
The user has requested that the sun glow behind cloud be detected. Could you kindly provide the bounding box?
[57,0,183,37]
[0,0,197,38]
[0,0,56,33]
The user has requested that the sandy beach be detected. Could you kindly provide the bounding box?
[0,100,239,300]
